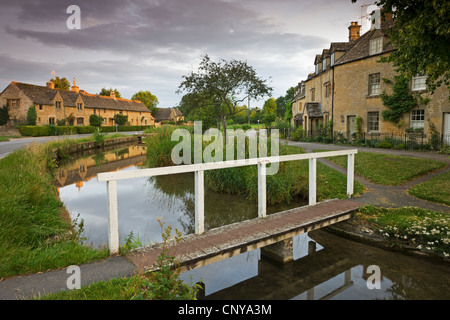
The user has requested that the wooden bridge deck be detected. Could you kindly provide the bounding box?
[126,199,360,273]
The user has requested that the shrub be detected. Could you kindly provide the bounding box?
[290,126,304,141]
[26,106,37,125]
[0,105,9,125]
[114,114,128,126]
[19,126,50,137]
[89,114,104,127]
[377,142,392,149]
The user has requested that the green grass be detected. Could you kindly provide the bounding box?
[357,206,449,256]
[0,143,108,279]
[408,170,450,206]
[323,151,446,185]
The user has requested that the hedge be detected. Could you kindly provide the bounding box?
[19,125,154,137]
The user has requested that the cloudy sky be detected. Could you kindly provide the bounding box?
[0,0,377,108]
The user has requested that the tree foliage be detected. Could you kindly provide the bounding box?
[178,54,272,137]
[0,105,9,125]
[89,114,104,127]
[352,0,450,92]
[26,106,37,125]
[114,114,128,126]
[381,75,418,123]
[132,90,159,114]
[49,77,71,90]
[99,87,122,99]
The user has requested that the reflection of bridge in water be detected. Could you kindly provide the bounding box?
[199,230,369,300]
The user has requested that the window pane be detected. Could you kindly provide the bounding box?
[412,76,426,91]
[368,112,379,131]
[369,74,380,95]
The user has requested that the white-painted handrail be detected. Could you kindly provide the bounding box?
[97,149,357,254]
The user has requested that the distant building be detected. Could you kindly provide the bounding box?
[153,107,184,123]
[292,11,450,142]
[0,80,155,126]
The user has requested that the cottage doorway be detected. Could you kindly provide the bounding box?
[444,113,450,145]
[347,115,356,139]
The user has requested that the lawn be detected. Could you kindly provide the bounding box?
[323,151,446,185]
[408,170,450,206]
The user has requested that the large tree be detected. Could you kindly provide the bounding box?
[132,90,159,114]
[177,54,272,139]
[49,77,70,90]
[352,0,450,92]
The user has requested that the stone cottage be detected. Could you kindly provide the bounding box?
[292,12,450,143]
[0,79,155,127]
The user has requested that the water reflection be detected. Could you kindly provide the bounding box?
[57,144,307,247]
[182,230,450,300]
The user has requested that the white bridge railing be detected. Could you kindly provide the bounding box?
[97,149,357,254]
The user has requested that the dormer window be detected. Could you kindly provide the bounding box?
[322,59,327,71]
[315,64,319,75]
[77,103,83,111]
[330,53,335,66]
[370,38,383,55]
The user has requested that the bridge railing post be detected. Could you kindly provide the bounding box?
[106,180,120,255]
[309,158,317,205]
[347,153,355,198]
[195,170,205,234]
[258,162,267,218]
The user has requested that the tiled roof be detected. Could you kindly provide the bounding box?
[334,20,396,66]
[11,82,151,114]
[153,108,172,121]
[80,92,151,113]
[305,103,323,118]
[13,82,58,106]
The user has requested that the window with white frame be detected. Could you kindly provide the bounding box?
[412,75,427,91]
[322,59,327,71]
[369,38,383,55]
[369,73,381,96]
[315,64,319,75]
[368,112,379,131]
[330,53,335,66]
[410,109,425,129]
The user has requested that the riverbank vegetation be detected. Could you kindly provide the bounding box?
[144,126,365,204]
[0,143,108,279]
[355,206,449,259]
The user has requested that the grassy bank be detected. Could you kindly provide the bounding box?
[0,143,109,278]
[324,151,445,185]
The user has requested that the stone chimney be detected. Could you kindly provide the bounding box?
[71,78,79,93]
[348,21,361,41]
[46,81,55,89]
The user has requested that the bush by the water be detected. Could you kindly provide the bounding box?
[144,126,361,205]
